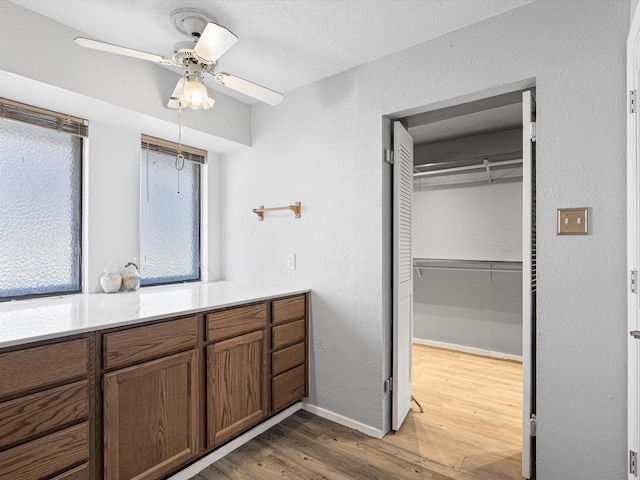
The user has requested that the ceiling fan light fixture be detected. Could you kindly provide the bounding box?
[75,9,283,108]
[179,76,215,110]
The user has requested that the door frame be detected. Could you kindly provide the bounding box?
[627,7,640,480]
[386,83,537,475]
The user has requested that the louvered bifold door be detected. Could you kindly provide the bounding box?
[392,121,414,430]
[522,90,537,479]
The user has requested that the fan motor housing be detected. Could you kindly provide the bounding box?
[172,41,198,65]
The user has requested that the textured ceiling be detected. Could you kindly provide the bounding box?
[10,0,534,104]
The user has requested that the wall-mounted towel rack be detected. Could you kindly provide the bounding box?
[413,258,522,278]
[253,202,301,221]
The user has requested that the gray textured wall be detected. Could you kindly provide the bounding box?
[414,269,523,356]
[223,1,629,477]
[413,179,522,355]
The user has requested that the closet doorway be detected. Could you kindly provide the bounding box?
[390,89,536,479]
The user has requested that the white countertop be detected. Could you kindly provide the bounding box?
[0,282,310,349]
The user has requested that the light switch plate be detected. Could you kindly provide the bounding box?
[286,253,296,270]
[557,207,588,235]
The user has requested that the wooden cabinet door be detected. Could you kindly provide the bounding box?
[103,350,198,480]
[207,330,267,446]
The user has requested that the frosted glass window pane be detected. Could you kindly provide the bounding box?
[140,148,200,285]
[0,120,82,299]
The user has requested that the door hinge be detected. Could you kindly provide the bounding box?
[384,149,394,165]
[529,414,537,437]
[529,121,537,143]
[384,377,393,393]
[631,450,637,476]
[632,270,637,293]
[630,90,637,114]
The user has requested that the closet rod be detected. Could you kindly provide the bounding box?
[413,158,522,178]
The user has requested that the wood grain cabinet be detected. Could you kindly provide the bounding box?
[0,292,309,480]
[102,317,198,480]
[271,295,308,412]
[0,337,90,480]
[206,303,268,447]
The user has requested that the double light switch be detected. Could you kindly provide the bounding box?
[557,208,588,235]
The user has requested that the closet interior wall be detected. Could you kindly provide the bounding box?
[410,98,524,357]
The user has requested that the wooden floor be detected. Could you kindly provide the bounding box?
[192,345,523,480]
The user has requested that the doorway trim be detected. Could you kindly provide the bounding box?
[385,80,537,476]
[627,7,640,480]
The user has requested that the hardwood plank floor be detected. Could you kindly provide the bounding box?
[192,345,523,480]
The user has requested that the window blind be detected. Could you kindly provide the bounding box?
[141,135,207,164]
[0,97,88,137]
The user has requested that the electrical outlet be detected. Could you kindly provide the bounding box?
[557,208,588,235]
[286,253,296,270]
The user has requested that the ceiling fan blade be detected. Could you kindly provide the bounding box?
[167,78,186,109]
[215,73,283,106]
[193,23,238,62]
[75,37,173,65]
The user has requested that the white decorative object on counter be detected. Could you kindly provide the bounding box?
[100,260,122,293]
[121,257,140,291]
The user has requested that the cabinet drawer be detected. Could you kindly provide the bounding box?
[0,339,87,398]
[273,295,305,324]
[52,463,89,480]
[272,342,305,376]
[272,365,305,412]
[0,380,87,448]
[0,422,88,480]
[103,316,198,369]
[207,303,267,341]
[272,319,305,350]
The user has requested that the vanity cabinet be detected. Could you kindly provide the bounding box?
[102,316,198,480]
[206,303,268,447]
[0,337,91,480]
[0,290,308,480]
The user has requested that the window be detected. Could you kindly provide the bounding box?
[0,98,86,301]
[140,136,205,286]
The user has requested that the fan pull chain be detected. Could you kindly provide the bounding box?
[146,141,150,202]
[175,100,185,193]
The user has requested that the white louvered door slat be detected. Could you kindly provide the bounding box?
[392,121,414,430]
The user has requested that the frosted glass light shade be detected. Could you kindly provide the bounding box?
[179,76,215,110]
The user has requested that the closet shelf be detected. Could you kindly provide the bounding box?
[413,258,522,277]
[413,158,522,183]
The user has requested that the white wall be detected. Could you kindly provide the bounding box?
[414,269,523,355]
[413,180,523,354]
[221,1,629,478]
[413,181,523,261]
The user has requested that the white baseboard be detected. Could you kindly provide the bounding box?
[413,338,522,362]
[167,402,302,480]
[301,402,384,439]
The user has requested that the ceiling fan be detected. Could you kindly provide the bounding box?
[74,8,283,110]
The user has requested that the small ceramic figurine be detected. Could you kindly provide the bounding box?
[100,260,122,293]
[121,257,140,291]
